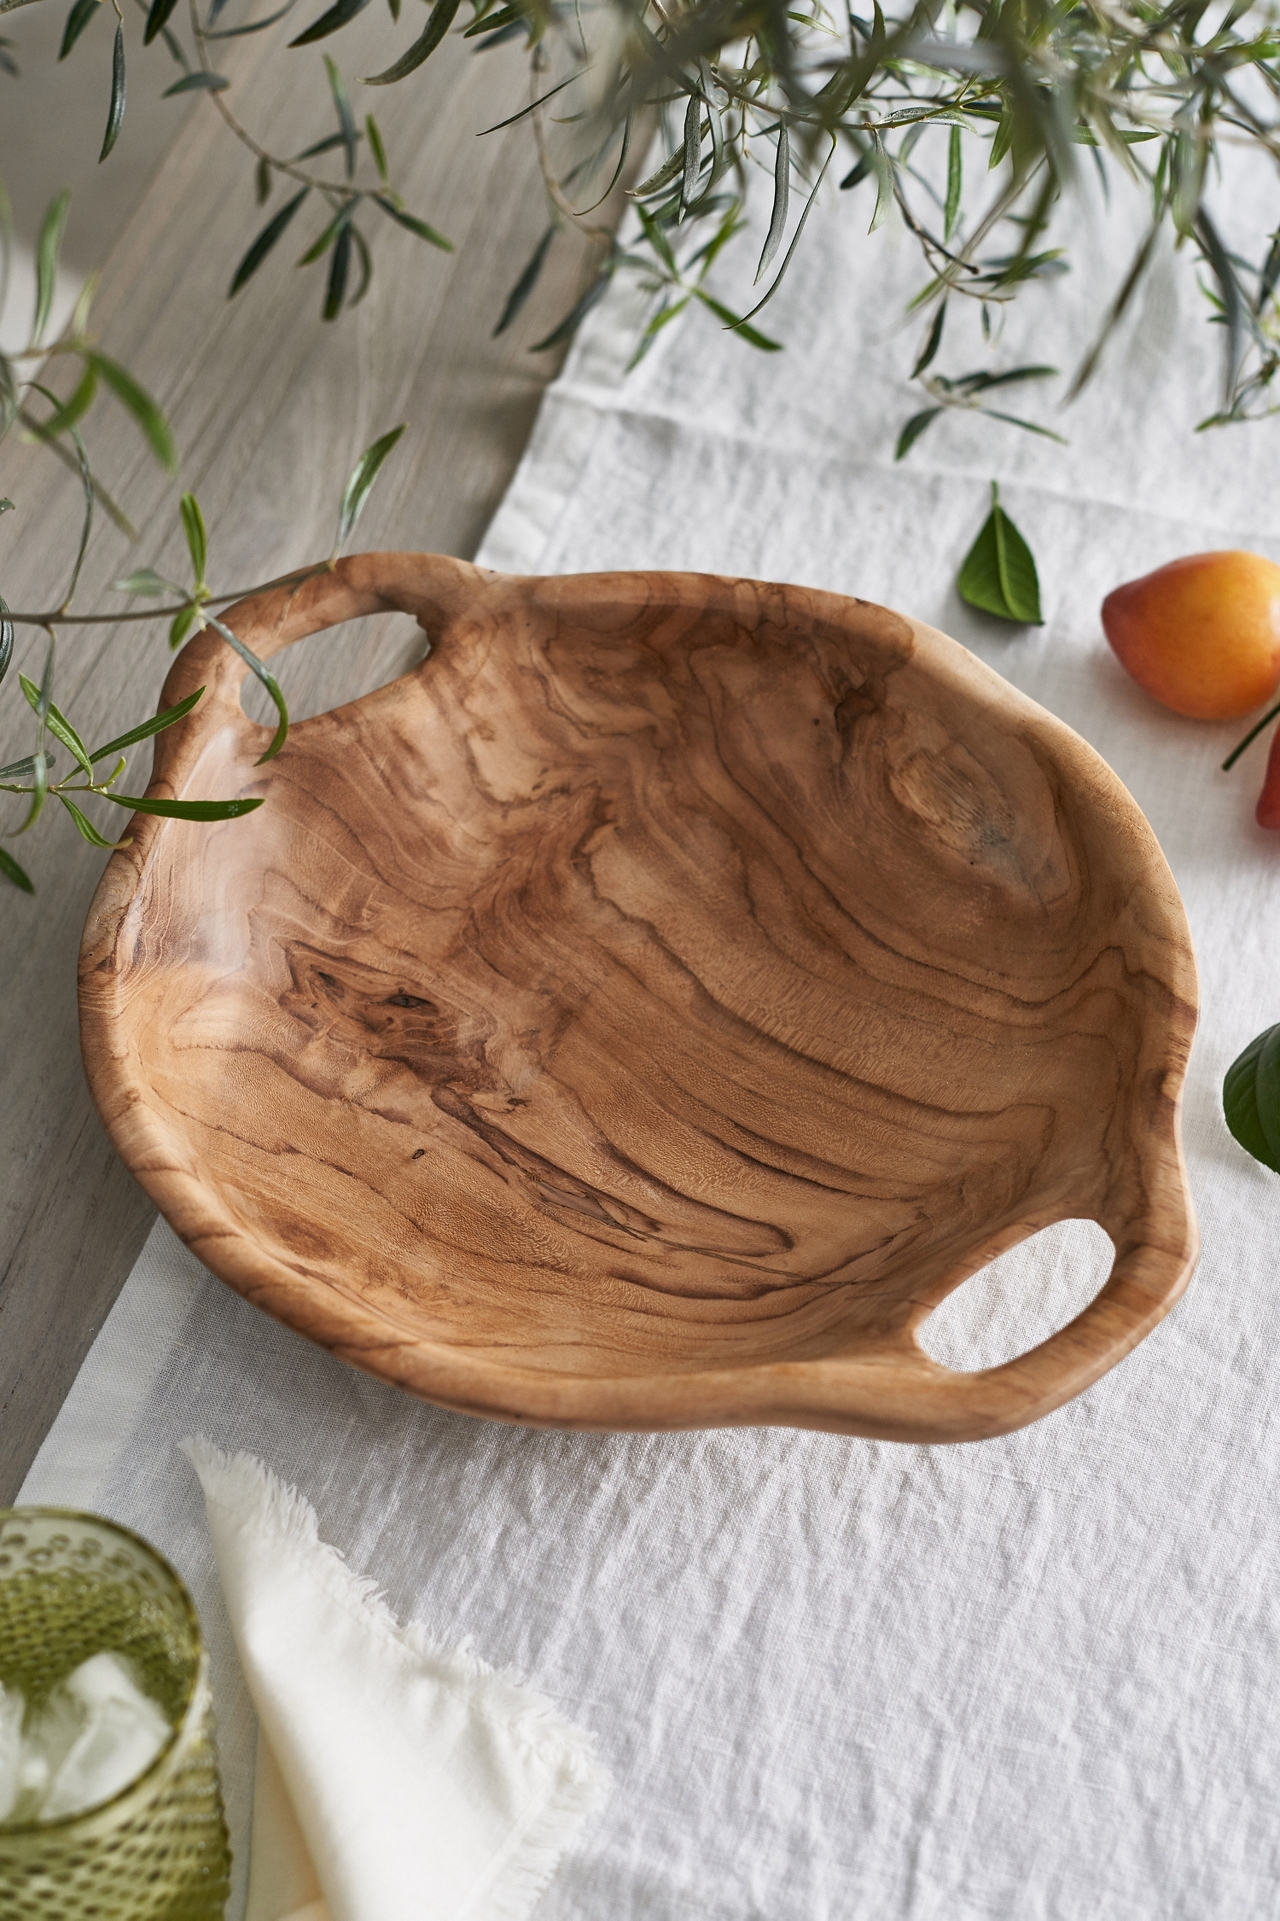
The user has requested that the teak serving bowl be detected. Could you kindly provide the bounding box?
[79,554,1199,1444]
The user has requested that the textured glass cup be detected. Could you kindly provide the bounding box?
[0,1508,231,1919]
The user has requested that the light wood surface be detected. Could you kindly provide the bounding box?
[80,554,1200,1443]
[0,19,615,1497]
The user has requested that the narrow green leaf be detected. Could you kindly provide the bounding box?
[298,198,355,265]
[0,592,11,689]
[691,287,781,353]
[104,791,266,819]
[59,0,99,60]
[756,122,789,282]
[530,268,613,353]
[169,604,198,650]
[205,0,296,33]
[337,421,405,548]
[289,0,371,47]
[0,751,54,781]
[17,747,48,834]
[957,482,1043,624]
[255,155,272,204]
[366,112,388,183]
[680,89,701,214]
[20,673,92,776]
[32,188,71,348]
[161,70,229,93]
[324,55,357,178]
[0,844,33,892]
[869,138,893,233]
[373,195,451,250]
[911,302,945,379]
[90,686,205,762]
[322,223,352,318]
[206,615,288,761]
[633,146,684,199]
[989,110,1014,172]
[229,186,309,295]
[635,203,677,277]
[348,224,372,306]
[112,566,181,596]
[944,123,962,241]
[31,360,96,437]
[461,1,520,34]
[894,406,942,460]
[1225,1026,1280,1171]
[292,131,354,161]
[143,0,180,45]
[493,223,554,337]
[180,491,207,587]
[88,353,176,469]
[59,792,120,847]
[362,0,460,83]
[99,22,125,163]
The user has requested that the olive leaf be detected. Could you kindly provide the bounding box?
[104,791,265,818]
[322,223,352,318]
[366,114,388,183]
[289,0,371,48]
[19,674,92,777]
[493,223,555,337]
[957,482,1043,624]
[756,122,789,282]
[87,352,177,469]
[336,421,405,548]
[99,21,125,163]
[229,187,309,296]
[59,0,99,60]
[324,55,357,179]
[373,196,451,251]
[162,71,230,94]
[944,123,961,240]
[298,199,355,265]
[180,490,207,588]
[0,591,12,689]
[143,0,180,45]
[362,0,460,85]
[32,188,71,348]
[89,685,205,761]
[112,565,182,596]
[1224,1025,1280,1173]
[0,844,33,892]
[204,614,288,762]
[59,792,120,847]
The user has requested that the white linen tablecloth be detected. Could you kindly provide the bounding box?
[22,160,1280,1918]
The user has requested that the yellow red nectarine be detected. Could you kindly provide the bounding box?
[1102,550,1280,721]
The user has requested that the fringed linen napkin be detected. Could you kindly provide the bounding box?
[181,1438,609,1921]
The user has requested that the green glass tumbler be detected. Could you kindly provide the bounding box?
[0,1508,231,1920]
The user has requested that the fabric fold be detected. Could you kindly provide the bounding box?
[181,1437,609,1921]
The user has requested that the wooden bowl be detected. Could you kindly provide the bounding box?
[79,554,1198,1443]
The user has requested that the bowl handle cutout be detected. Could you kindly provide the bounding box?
[149,551,501,764]
[870,1200,1199,1444]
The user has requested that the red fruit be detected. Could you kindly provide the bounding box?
[1257,727,1280,829]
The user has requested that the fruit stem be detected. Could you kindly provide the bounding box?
[1223,699,1280,772]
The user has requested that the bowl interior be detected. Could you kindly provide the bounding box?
[105,579,1186,1381]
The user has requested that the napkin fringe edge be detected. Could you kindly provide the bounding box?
[180,1435,613,1793]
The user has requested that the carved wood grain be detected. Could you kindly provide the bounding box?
[78,554,1200,1442]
